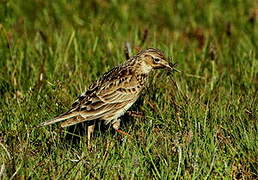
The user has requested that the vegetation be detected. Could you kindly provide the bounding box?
[0,0,257,179]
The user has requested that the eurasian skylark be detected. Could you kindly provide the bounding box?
[38,48,175,144]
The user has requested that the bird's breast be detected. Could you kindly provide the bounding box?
[136,74,148,86]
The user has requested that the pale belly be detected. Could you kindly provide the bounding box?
[103,99,137,125]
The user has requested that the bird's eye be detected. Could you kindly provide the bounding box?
[153,58,160,63]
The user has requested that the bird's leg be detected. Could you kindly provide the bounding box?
[87,123,95,149]
[112,120,130,136]
[126,111,145,118]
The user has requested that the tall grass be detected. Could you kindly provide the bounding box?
[0,0,257,179]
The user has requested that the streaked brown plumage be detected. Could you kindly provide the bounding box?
[38,48,174,144]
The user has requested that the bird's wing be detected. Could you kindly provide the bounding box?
[38,66,143,128]
[60,74,141,127]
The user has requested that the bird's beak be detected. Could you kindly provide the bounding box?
[162,61,173,71]
[164,62,181,72]
[165,64,173,71]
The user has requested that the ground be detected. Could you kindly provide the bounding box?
[0,0,257,179]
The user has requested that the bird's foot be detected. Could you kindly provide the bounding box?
[126,111,144,118]
[115,129,130,136]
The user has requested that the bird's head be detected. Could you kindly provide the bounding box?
[137,48,174,73]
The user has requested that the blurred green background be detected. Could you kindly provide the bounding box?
[0,0,257,179]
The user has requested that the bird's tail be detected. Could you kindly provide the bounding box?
[37,111,80,128]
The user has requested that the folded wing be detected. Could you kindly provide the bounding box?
[38,72,142,128]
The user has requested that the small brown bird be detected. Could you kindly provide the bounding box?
[38,48,175,144]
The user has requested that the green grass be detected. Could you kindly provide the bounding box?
[0,0,257,179]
